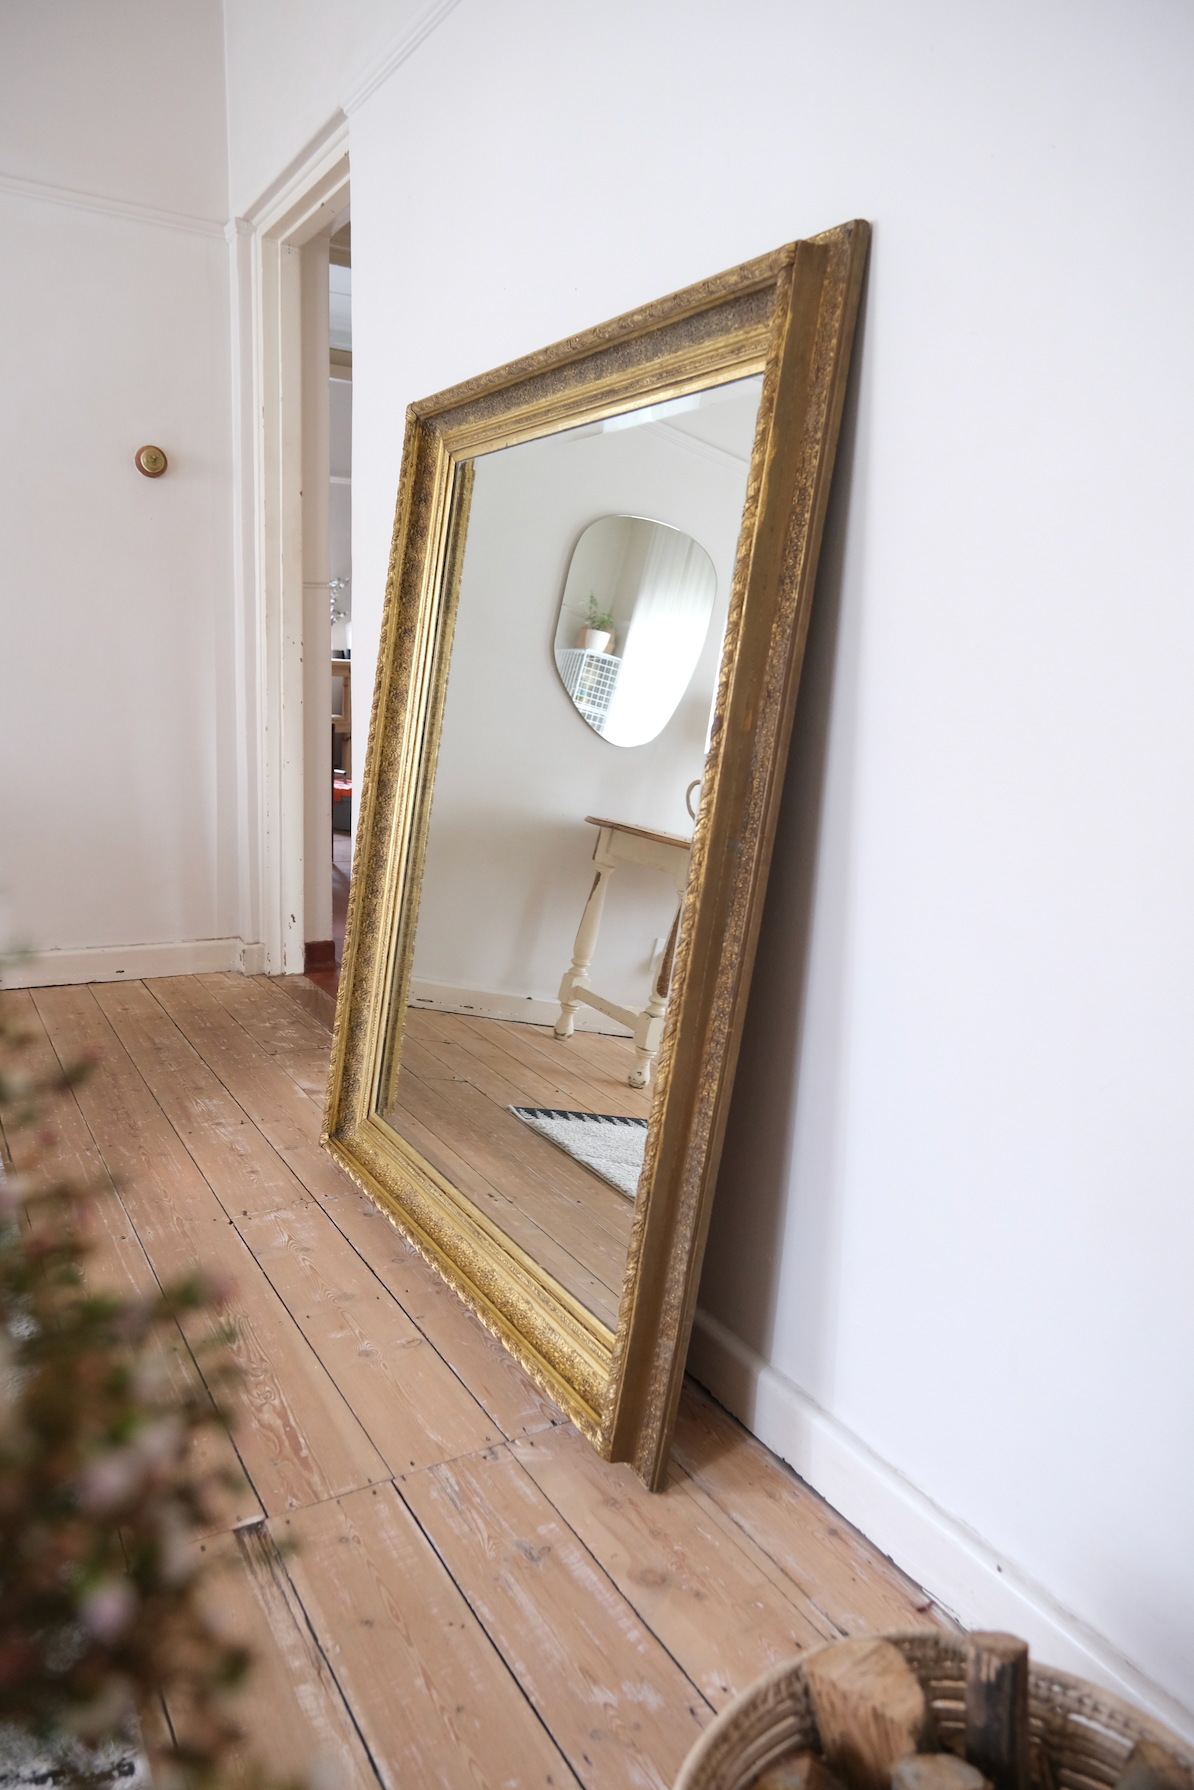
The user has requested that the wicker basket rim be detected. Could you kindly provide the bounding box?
[673,1631,1194,1790]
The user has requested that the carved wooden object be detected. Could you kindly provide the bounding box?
[1115,1740,1194,1790]
[893,1758,990,1790]
[802,1637,934,1790]
[756,1751,849,1790]
[965,1632,1030,1790]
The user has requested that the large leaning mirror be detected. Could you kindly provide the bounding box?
[324,223,869,1488]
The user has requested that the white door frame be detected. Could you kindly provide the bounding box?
[231,132,350,975]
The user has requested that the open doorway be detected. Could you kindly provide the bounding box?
[328,221,352,989]
[239,140,348,979]
[301,212,352,998]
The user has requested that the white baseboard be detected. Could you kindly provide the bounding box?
[688,1308,1194,1745]
[3,937,265,989]
[408,977,632,1036]
[241,942,268,976]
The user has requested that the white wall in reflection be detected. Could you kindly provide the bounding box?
[409,381,759,1018]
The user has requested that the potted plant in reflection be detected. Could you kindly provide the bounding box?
[577,594,615,654]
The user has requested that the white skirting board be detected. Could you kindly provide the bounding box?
[407,977,633,1035]
[2,937,268,989]
[687,1308,1194,1745]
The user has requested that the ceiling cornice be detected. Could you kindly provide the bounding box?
[340,0,466,114]
[0,169,224,238]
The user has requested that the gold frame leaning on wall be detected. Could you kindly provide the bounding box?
[323,220,870,1490]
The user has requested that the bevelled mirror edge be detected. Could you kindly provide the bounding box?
[321,220,871,1486]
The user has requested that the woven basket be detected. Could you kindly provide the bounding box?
[674,1632,1194,1790]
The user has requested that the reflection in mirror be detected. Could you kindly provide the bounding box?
[553,516,716,747]
[378,374,763,1330]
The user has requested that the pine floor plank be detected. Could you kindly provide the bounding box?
[399,1446,710,1788]
[236,1198,503,1475]
[453,1014,651,1120]
[316,1189,568,1440]
[559,1028,656,1089]
[400,1028,635,1243]
[487,1017,653,1107]
[201,971,335,1101]
[185,980,631,1328]
[392,1081,628,1298]
[4,989,157,1299]
[199,1524,381,1789]
[382,1087,621,1327]
[274,1484,571,1790]
[394,1056,631,1260]
[20,989,261,1532]
[271,973,340,1032]
[32,984,247,1266]
[89,980,311,1222]
[201,970,337,1057]
[136,982,363,1213]
[152,974,327,1137]
[405,1008,588,1110]
[390,1070,624,1323]
[137,1196,393,1512]
[511,1426,832,1709]
[33,985,391,1516]
[405,1010,646,1125]
[670,1384,950,1636]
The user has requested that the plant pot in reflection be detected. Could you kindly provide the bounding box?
[582,628,612,652]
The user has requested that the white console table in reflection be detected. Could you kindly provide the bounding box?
[554,816,692,1088]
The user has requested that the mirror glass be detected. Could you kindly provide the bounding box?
[377,374,763,1329]
[553,515,716,747]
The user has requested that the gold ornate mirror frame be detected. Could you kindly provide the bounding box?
[323,220,870,1489]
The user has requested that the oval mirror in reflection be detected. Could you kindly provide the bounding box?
[552,516,716,748]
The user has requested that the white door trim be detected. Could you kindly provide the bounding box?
[230,129,350,974]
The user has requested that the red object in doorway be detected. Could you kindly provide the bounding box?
[304,940,336,972]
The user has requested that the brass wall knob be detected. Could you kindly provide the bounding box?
[135,445,168,478]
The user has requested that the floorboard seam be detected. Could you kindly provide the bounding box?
[665,1458,845,1644]
[238,1519,388,1790]
[102,989,426,1482]
[27,990,272,1528]
[248,1173,538,1442]
[43,985,382,1521]
[385,1470,591,1790]
[500,1450,722,1729]
[180,976,332,1105]
[126,987,525,1428]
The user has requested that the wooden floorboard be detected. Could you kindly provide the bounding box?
[456,1013,652,1120]
[399,1446,711,1787]
[275,1485,570,1789]
[384,1009,642,1326]
[510,1427,834,1708]
[4,973,948,1790]
[387,1082,622,1327]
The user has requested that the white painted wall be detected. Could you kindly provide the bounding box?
[0,1,245,985]
[0,0,227,220]
[411,416,748,1010]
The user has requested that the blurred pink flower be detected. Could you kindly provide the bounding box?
[80,1578,137,1642]
[77,1447,145,1515]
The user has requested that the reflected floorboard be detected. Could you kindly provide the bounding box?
[4,974,951,1790]
[384,1008,649,1326]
